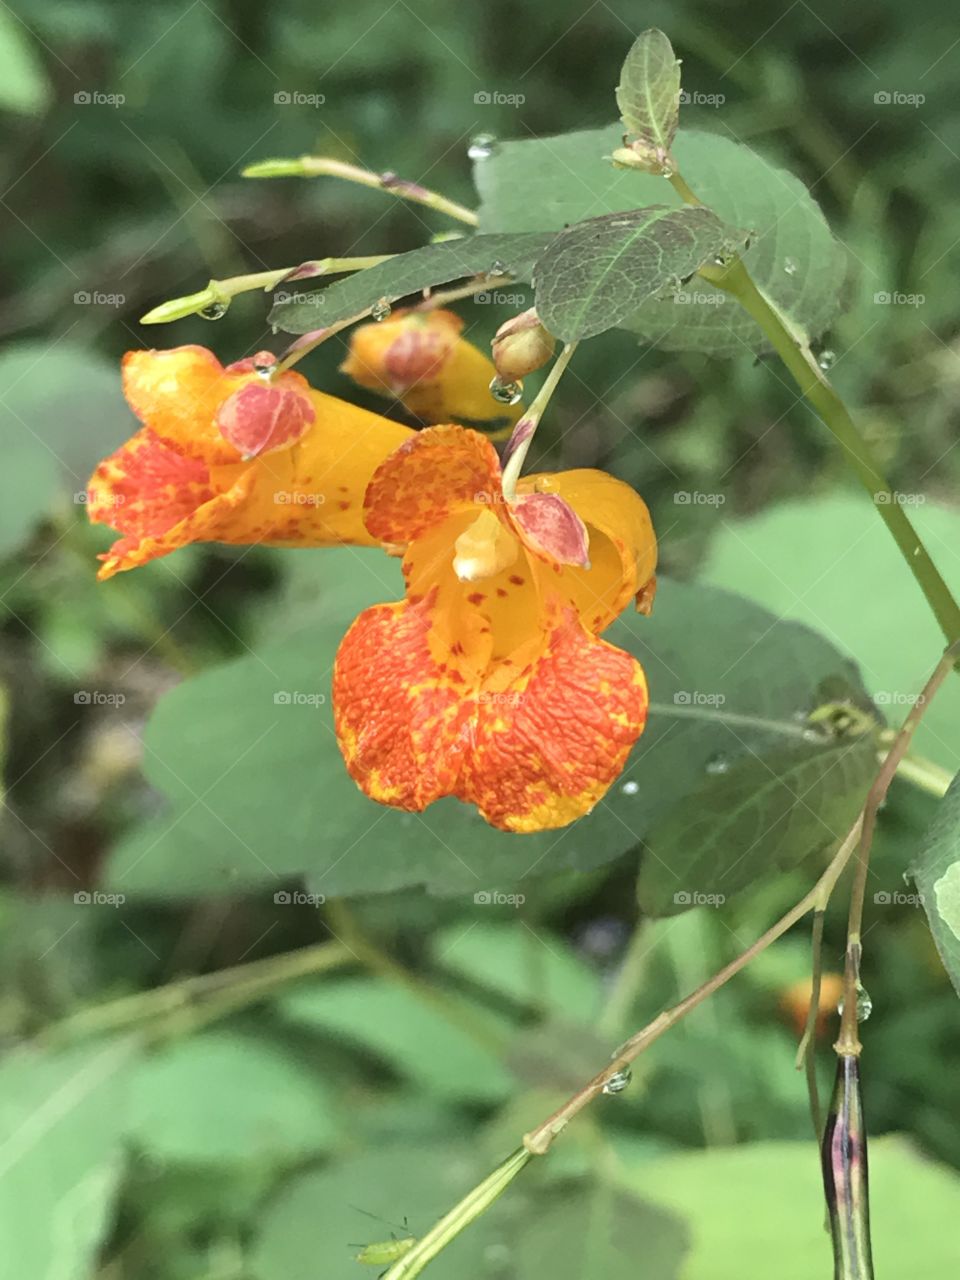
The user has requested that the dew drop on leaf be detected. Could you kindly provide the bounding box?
[602,1066,632,1095]
[371,297,392,322]
[488,259,507,276]
[705,752,730,775]
[620,779,639,796]
[817,348,837,370]
[489,375,523,405]
[200,301,229,321]
[468,133,497,161]
[783,257,798,276]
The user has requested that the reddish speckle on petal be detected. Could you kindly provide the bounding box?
[511,492,590,568]
[215,380,315,458]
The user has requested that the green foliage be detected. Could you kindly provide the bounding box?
[616,30,681,162]
[534,206,746,341]
[912,770,960,995]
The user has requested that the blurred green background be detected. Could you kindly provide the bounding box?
[2,1,960,1277]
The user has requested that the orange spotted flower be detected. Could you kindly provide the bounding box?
[340,308,523,436]
[87,345,413,579]
[333,425,657,832]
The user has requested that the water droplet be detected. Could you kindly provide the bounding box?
[489,375,523,405]
[371,297,392,322]
[838,983,873,1022]
[270,323,279,336]
[817,348,836,371]
[705,752,729,775]
[602,1066,632,1095]
[253,355,277,379]
[783,257,798,277]
[200,301,229,321]
[621,779,639,796]
[468,133,497,161]
[488,259,507,277]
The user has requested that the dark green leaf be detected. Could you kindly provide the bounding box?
[911,769,960,997]
[534,205,746,340]
[474,126,846,354]
[615,29,681,163]
[268,233,554,334]
[103,553,878,910]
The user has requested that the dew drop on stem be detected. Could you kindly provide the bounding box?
[200,301,229,321]
[468,134,497,161]
[620,779,639,796]
[817,348,837,371]
[602,1066,632,1095]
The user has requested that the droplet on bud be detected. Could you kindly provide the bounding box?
[468,133,497,161]
[200,301,229,321]
[371,297,392,322]
[602,1066,632,1095]
[489,375,523,405]
[621,779,639,796]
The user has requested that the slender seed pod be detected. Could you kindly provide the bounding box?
[820,1054,875,1280]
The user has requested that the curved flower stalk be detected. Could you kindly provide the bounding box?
[341,308,524,437]
[333,425,657,832]
[87,345,413,579]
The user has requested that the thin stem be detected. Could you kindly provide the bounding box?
[797,906,827,1138]
[836,639,960,1055]
[242,155,479,226]
[889,749,953,798]
[665,168,960,649]
[501,341,579,500]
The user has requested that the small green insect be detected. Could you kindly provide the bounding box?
[350,1208,417,1270]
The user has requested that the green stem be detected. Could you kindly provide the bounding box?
[665,171,960,649]
[501,341,578,500]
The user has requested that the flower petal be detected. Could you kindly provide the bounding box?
[510,491,590,568]
[122,346,240,465]
[215,378,315,458]
[458,607,648,832]
[334,595,478,810]
[364,425,503,545]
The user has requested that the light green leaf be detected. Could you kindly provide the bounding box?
[474,126,846,354]
[615,29,681,163]
[620,1138,960,1278]
[0,1039,136,1280]
[703,493,960,770]
[533,205,746,341]
[911,769,960,996]
[128,1031,338,1164]
[103,555,877,909]
[279,978,513,1103]
[0,10,52,115]
[268,233,553,334]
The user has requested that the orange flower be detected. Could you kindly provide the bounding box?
[340,308,523,436]
[333,425,657,832]
[87,345,413,579]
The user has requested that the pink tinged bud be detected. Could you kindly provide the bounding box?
[216,380,315,459]
[278,261,328,284]
[511,492,590,568]
[491,308,556,380]
[383,328,452,391]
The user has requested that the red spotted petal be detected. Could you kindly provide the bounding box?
[215,379,315,459]
[510,491,590,568]
[333,595,477,809]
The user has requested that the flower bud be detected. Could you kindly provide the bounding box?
[491,308,556,380]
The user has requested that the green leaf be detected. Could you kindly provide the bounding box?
[0,1039,136,1280]
[128,1030,338,1165]
[268,233,554,334]
[615,30,681,164]
[278,978,514,1103]
[103,552,877,912]
[704,493,960,770]
[619,1137,960,1278]
[474,126,846,354]
[533,206,746,341]
[0,10,52,115]
[513,1179,688,1280]
[911,769,960,996]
